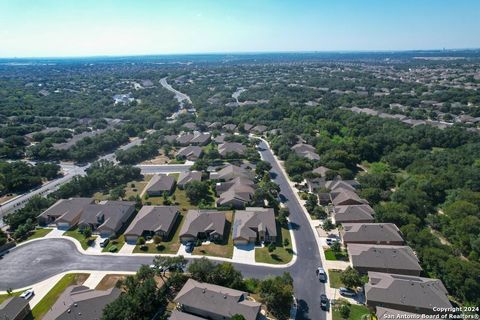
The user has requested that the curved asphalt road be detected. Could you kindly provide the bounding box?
[0,141,325,320]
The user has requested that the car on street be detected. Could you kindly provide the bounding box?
[316,267,327,282]
[339,287,356,297]
[320,294,329,310]
[20,289,34,300]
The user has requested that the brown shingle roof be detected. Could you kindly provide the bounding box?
[233,207,277,241]
[342,223,404,244]
[124,206,179,237]
[179,210,226,239]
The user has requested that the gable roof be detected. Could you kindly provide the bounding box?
[348,244,422,273]
[180,210,226,238]
[169,310,206,320]
[79,200,135,232]
[38,198,94,221]
[145,174,176,193]
[177,146,203,158]
[342,223,404,244]
[211,164,253,181]
[233,207,277,241]
[333,204,375,223]
[178,171,202,187]
[365,272,452,312]
[292,143,320,160]
[312,166,330,177]
[217,177,255,206]
[174,279,261,320]
[43,285,121,320]
[218,142,247,156]
[190,132,211,144]
[176,133,194,145]
[124,206,179,237]
[331,188,366,206]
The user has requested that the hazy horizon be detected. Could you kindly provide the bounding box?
[1,0,480,58]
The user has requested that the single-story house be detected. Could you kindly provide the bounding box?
[292,143,320,160]
[144,174,176,196]
[330,188,366,206]
[210,164,253,181]
[218,142,247,157]
[177,146,203,161]
[124,206,180,243]
[341,223,404,245]
[0,297,31,320]
[38,198,136,237]
[216,177,255,209]
[222,124,237,131]
[176,133,194,146]
[233,207,277,244]
[179,210,226,243]
[348,244,422,276]
[365,272,452,315]
[174,279,261,320]
[190,132,211,146]
[251,125,267,134]
[177,171,203,189]
[43,285,121,320]
[332,204,375,224]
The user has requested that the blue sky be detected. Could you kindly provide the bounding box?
[0,0,479,57]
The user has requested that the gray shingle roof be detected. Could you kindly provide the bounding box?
[0,296,29,320]
[365,272,452,313]
[177,146,203,159]
[169,310,206,320]
[342,223,404,244]
[145,174,176,194]
[174,279,261,320]
[43,285,121,320]
[376,307,422,319]
[292,143,320,160]
[333,204,375,223]
[210,164,253,181]
[124,206,179,237]
[38,198,94,221]
[177,171,202,187]
[348,244,422,274]
[179,210,226,239]
[218,142,247,156]
[233,207,277,241]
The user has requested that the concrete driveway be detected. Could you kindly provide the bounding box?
[232,243,256,263]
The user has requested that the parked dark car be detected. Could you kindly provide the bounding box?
[320,294,329,310]
[185,242,195,253]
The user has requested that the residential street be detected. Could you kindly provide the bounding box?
[0,141,326,320]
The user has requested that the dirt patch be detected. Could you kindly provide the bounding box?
[95,274,127,290]
[140,149,172,165]
[0,194,16,204]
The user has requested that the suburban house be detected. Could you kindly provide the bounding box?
[216,177,255,209]
[0,297,31,320]
[218,142,247,157]
[210,164,254,181]
[177,146,203,161]
[176,133,194,146]
[177,171,203,189]
[330,188,366,206]
[190,132,211,146]
[243,123,254,132]
[38,198,136,237]
[251,125,267,134]
[179,210,227,243]
[173,279,261,320]
[365,272,452,315]
[348,244,422,276]
[124,206,180,243]
[312,166,331,177]
[232,207,277,244]
[332,204,375,224]
[144,174,176,196]
[341,223,404,245]
[42,285,121,320]
[291,143,320,160]
[222,123,237,131]
[182,122,197,131]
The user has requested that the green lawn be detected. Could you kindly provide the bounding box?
[63,228,97,250]
[328,269,345,288]
[102,235,125,253]
[332,301,371,320]
[31,273,89,319]
[134,213,184,254]
[324,248,349,261]
[255,223,294,264]
[25,228,52,241]
[0,291,23,304]
[193,211,234,258]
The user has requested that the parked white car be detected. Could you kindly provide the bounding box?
[20,289,34,300]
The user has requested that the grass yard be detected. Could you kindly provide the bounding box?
[95,274,127,290]
[134,213,184,254]
[25,228,52,241]
[324,248,349,261]
[31,273,89,319]
[255,223,294,264]
[192,211,234,259]
[125,175,152,199]
[102,235,125,253]
[63,228,97,250]
[0,291,23,304]
[332,300,371,320]
[328,269,345,288]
